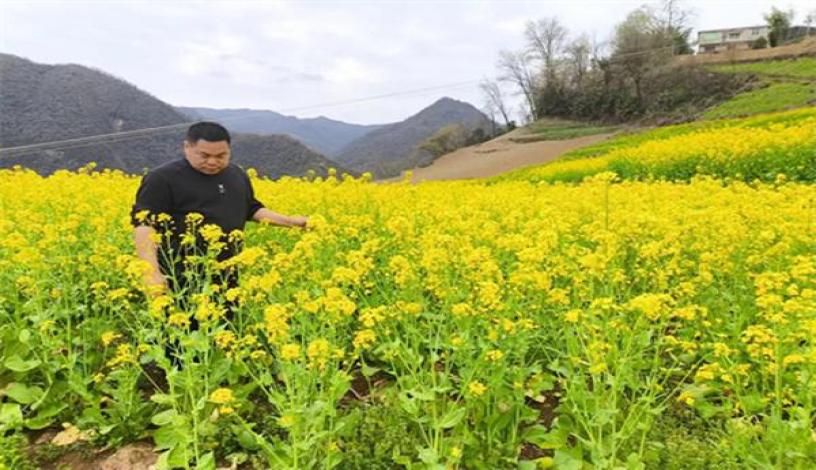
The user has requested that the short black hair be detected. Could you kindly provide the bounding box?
[186,121,231,145]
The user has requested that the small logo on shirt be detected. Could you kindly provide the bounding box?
[218,183,226,195]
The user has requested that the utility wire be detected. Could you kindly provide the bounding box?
[0,42,682,157]
[0,80,479,156]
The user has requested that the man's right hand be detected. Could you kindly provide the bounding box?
[144,270,168,297]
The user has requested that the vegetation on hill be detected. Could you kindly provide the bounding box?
[699,56,816,120]
[481,2,752,125]
[509,119,619,143]
[416,124,489,159]
[701,82,815,120]
[335,97,493,179]
[490,107,816,184]
[708,57,816,79]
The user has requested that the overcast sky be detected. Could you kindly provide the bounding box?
[2,0,813,124]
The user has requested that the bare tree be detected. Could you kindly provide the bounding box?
[589,36,613,93]
[481,103,498,136]
[497,50,538,121]
[807,10,816,36]
[515,103,532,126]
[613,8,670,105]
[565,34,592,88]
[524,17,568,86]
[659,0,692,33]
[656,0,695,54]
[479,79,511,129]
[591,34,611,60]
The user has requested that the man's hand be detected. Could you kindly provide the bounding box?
[134,226,167,297]
[144,269,168,298]
[252,208,310,229]
[290,215,309,229]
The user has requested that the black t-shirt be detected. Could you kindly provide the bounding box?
[130,158,265,272]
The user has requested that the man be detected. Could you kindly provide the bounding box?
[131,121,308,308]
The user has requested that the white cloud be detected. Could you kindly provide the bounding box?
[3,0,816,124]
[324,57,385,85]
[493,16,530,35]
[176,33,270,86]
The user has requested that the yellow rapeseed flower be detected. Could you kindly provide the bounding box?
[209,388,235,405]
[100,331,121,347]
[280,343,301,361]
[468,381,487,397]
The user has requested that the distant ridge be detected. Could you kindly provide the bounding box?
[178,106,385,157]
[334,97,493,178]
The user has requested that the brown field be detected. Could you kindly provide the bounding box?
[377,128,615,183]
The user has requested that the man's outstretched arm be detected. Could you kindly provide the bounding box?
[251,208,308,228]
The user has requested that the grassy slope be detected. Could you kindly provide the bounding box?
[701,82,815,119]
[701,57,816,119]
[510,118,619,143]
[707,57,816,78]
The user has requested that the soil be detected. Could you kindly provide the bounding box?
[376,129,615,183]
[518,385,562,462]
[31,440,157,470]
[341,367,395,404]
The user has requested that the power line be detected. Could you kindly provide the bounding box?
[603,44,675,62]
[0,42,683,158]
[0,79,480,156]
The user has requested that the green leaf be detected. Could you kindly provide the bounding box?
[150,393,176,405]
[155,451,171,470]
[154,421,191,451]
[0,403,23,427]
[398,394,419,416]
[18,329,31,344]
[25,416,56,430]
[489,407,516,429]
[233,426,259,451]
[392,452,411,466]
[517,461,538,470]
[554,447,584,470]
[167,445,191,468]
[324,451,343,469]
[4,355,42,372]
[418,447,439,465]
[592,409,615,426]
[4,383,43,404]
[625,452,645,470]
[195,451,215,470]
[151,409,178,426]
[521,424,550,443]
[25,403,66,430]
[527,425,568,450]
[361,364,380,377]
[436,407,466,429]
[739,393,765,414]
[408,389,435,401]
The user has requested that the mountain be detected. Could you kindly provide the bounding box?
[334,97,493,178]
[178,107,384,157]
[0,53,349,178]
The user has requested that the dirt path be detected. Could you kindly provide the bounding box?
[377,128,615,183]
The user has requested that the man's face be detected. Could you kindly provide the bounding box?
[184,139,231,175]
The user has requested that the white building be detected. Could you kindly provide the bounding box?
[697,26,769,54]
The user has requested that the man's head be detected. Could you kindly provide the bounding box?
[184,122,231,175]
